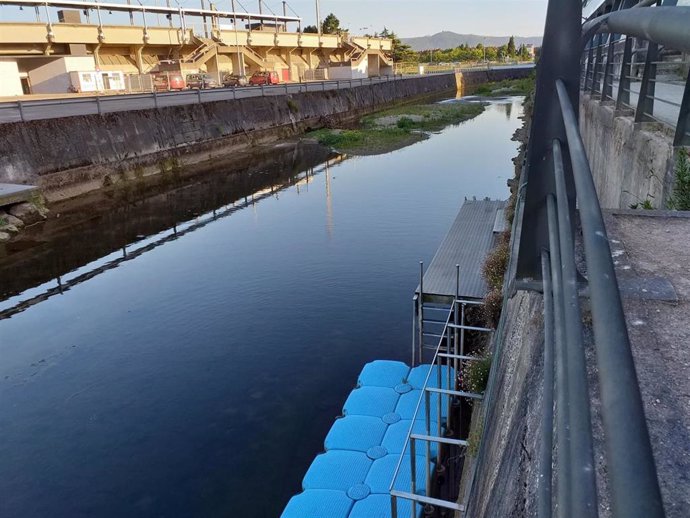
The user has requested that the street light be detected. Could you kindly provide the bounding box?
[315,0,321,36]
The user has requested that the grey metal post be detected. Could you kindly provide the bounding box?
[673,67,690,146]
[153,90,158,109]
[424,389,431,497]
[635,42,658,122]
[261,84,265,96]
[585,39,595,90]
[546,195,570,518]
[591,34,604,94]
[602,34,616,100]
[410,437,417,494]
[412,297,417,367]
[445,324,452,431]
[391,495,398,518]
[17,100,25,122]
[514,0,582,281]
[197,88,202,103]
[556,79,665,518]
[96,95,102,115]
[552,138,598,518]
[436,350,442,438]
[538,250,554,518]
[454,265,460,391]
[418,261,424,362]
[616,36,633,110]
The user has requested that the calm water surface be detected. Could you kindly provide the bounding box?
[0,97,524,517]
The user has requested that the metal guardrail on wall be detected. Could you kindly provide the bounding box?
[476,2,688,518]
[0,75,436,124]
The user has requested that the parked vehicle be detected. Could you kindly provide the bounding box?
[152,72,185,91]
[248,71,280,86]
[186,73,219,89]
[222,74,248,87]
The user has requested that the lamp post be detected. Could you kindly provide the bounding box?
[315,0,321,36]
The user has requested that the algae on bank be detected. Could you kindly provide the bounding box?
[308,102,486,155]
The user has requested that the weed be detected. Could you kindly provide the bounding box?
[287,98,300,114]
[467,420,484,457]
[482,241,510,291]
[482,288,503,328]
[396,116,416,130]
[462,350,492,394]
[668,148,690,210]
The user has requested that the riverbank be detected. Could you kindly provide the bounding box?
[307,101,486,155]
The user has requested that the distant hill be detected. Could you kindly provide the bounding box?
[401,31,543,51]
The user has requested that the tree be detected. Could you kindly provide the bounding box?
[321,13,341,34]
[519,44,531,61]
[380,27,415,63]
[507,36,516,57]
[303,25,318,33]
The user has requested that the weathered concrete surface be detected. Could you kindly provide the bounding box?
[579,94,675,210]
[603,210,690,518]
[0,75,456,201]
[463,289,545,518]
[456,67,533,95]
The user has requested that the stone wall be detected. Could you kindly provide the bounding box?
[0,74,457,201]
[579,93,676,209]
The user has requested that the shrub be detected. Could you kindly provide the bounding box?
[482,288,503,328]
[396,116,415,130]
[462,350,492,394]
[668,148,690,210]
[287,98,299,114]
[482,241,510,291]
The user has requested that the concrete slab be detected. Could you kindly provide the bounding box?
[603,210,690,518]
[0,183,38,207]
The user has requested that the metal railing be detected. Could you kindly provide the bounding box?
[0,74,434,124]
[504,2,684,518]
[390,264,493,517]
[580,3,690,145]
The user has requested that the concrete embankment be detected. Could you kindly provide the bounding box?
[579,93,676,209]
[0,68,531,202]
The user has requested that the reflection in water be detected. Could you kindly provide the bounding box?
[0,97,525,518]
[0,144,340,317]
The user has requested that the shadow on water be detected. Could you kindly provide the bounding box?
[0,142,340,313]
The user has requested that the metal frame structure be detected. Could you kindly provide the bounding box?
[391,265,494,517]
[506,2,682,518]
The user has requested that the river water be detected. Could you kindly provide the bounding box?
[0,96,524,518]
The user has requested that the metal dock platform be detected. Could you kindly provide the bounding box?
[418,199,506,304]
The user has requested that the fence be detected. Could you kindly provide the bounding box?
[500,2,690,518]
[0,74,435,124]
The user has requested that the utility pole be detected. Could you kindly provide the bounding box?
[315,0,321,35]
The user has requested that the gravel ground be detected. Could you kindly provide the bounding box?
[602,211,690,518]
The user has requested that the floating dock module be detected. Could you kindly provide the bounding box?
[419,199,505,302]
[280,360,454,518]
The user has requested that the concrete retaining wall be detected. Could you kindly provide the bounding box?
[579,93,676,209]
[0,74,456,201]
[463,290,546,518]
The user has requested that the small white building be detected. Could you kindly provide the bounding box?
[0,59,24,96]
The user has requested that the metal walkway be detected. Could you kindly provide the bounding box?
[418,199,505,304]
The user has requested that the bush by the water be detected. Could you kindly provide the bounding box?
[462,350,492,394]
[482,239,510,291]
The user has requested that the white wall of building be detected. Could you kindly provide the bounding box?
[0,60,23,96]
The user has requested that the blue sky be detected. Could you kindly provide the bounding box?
[269,0,549,37]
[0,0,549,38]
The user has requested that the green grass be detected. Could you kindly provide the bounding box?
[308,102,486,155]
[473,74,536,97]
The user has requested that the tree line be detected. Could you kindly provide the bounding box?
[301,14,534,64]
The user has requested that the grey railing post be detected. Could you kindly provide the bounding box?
[616,36,633,110]
[538,250,554,518]
[96,95,102,115]
[673,67,690,146]
[515,0,582,281]
[153,90,159,109]
[635,42,658,122]
[602,34,616,100]
[591,34,604,94]
[197,88,202,104]
[585,39,595,90]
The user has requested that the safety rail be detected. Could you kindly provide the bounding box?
[390,264,494,517]
[0,74,435,124]
[506,2,680,518]
[581,4,690,145]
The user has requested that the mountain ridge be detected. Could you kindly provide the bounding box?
[401,31,543,51]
